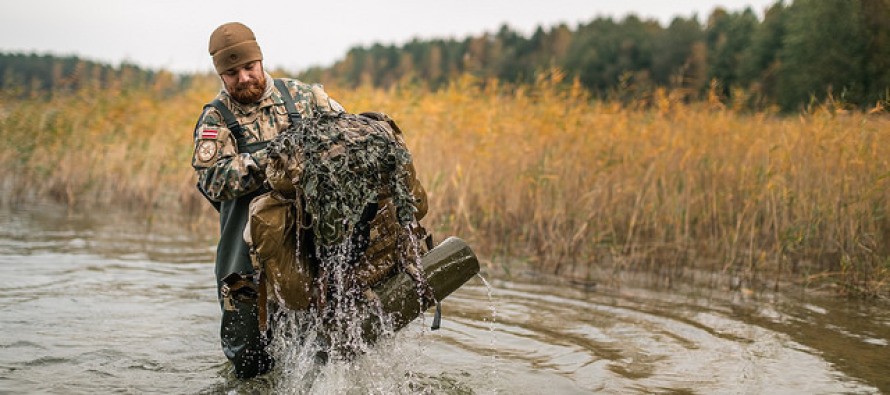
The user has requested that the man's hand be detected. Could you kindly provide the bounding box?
[264,150,302,197]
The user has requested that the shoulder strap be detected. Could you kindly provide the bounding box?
[273,78,301,126]
[204,100,269,154]
[205,99,246,142]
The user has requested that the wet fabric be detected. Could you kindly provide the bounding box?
[247,111,431,315]
[265,112,418,247]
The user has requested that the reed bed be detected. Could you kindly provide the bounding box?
[1,71,887,297]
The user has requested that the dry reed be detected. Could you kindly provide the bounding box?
[1,70,887,297]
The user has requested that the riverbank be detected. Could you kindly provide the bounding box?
[1,72,888,298]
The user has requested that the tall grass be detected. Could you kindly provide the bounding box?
[1,71,887,297]
[0,75,215,218]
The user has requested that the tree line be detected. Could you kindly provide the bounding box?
[2,0,888,112]
[0,53,189,97]
[300,0,890,111]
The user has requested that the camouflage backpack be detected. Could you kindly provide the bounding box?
[244,110,432,330]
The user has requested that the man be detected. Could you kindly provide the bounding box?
[191,21,343,379]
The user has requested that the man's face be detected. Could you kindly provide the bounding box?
[221,61,266,104]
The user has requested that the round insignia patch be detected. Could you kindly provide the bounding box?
[197,140,218,162]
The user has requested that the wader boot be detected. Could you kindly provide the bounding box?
[215,188,273,379]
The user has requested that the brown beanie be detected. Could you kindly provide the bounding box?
[208,22,263,74]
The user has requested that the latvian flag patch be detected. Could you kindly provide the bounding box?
[201,129,219,139]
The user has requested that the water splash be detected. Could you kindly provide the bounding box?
[265,225,437,393]
[477,274,500,394]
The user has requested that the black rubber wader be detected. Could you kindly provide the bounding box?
[204,79,297,379]
[215,186,272,379]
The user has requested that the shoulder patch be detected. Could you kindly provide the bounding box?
[200,128,219,139]
[196,140,218,162]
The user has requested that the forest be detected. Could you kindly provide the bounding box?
[303,0,890,111]
[3,0,889,112]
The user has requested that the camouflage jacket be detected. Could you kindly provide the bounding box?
[191,74,344,202]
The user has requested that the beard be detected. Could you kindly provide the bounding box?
[228,74,266,104]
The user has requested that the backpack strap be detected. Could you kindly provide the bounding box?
[273,78,302,126]
[206,100,244,139]
[204,99,263,154]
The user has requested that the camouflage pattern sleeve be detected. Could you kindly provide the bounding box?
[281,79,346,117]
[191,108,267,202]
[310,84,346,114]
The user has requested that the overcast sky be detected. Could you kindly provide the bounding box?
[1,0,778,74]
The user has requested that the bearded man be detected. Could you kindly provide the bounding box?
[191,22,343,379]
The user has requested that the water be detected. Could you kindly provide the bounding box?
[0,204,887,394]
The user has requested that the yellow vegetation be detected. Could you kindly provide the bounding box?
[1,70,888,297]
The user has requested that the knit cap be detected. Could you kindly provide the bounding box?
[209,22,263,73]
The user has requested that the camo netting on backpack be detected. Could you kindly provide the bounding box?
[266,112,418,248]
[247,111,434,343]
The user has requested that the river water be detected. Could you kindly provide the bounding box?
[0,204,887,394]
